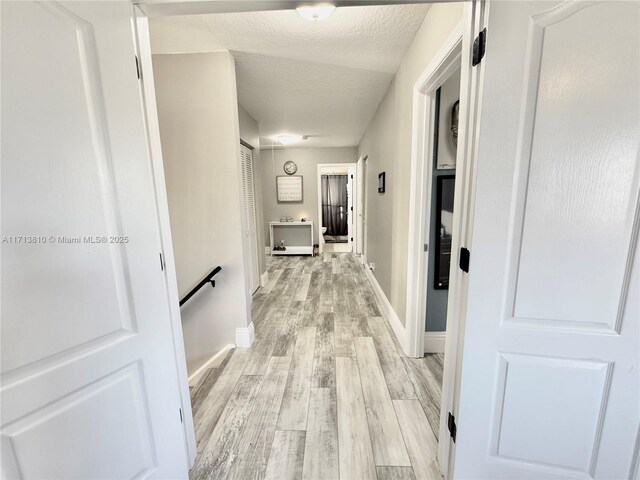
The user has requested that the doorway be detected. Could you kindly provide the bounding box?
[317,164,356,254]
[424,69,460,354]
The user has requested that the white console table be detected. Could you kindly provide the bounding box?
[269,221,314,256]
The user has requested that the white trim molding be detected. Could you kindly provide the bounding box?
[260,271,269,288]
[363,264,408,355]
[405,21,464,359]
[235,321,255,348]
[187,343,235,386]
[424,332,446,353]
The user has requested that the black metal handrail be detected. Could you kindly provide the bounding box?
[180,266,221,307]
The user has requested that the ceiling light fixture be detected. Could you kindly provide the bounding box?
[277,134,304,145]
[296,3,336,22]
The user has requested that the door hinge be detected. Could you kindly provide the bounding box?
[135,55,141,80]
[350,237,353,242]
[159,252,165,271]
[350,206,353,211]
[472,28,487,66]
[459,247,470,273]
[448,412,457,443]
[424,244,428,252]
[179,408,183,424]
[350,174,353,179]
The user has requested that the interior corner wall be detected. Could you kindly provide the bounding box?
[357,2,464,328]
[259,147,358,245]
[238,105,266,276]
[153,52,251,376]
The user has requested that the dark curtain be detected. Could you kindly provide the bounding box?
[321,175,348,235]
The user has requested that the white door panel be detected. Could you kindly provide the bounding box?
[1,2,188,478]
[240,145,260,293]
[455,1,639,478]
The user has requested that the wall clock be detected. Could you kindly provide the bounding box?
[283,161,297,175]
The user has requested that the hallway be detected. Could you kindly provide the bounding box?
[189,253,444,480]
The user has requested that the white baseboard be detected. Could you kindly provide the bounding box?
[363,265,408,355]
[260,271,269,288]
[235,321,255,348]
[188,343,235,386]
[424,331,446,353]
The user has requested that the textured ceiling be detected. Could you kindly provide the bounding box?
[150,4,431,147]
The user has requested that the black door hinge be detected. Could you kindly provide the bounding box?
[459,247,470,273]
[135,55,141,79]
[448,412,457,442]
[350,174,353,179]
[350,237,353,242]
[179,408,183,424]
[159,252,165,271]
[472,28,487,66]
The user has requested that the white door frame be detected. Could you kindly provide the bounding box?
[133,8,197,466]
[405,21,464,359]
[404,2,487,477]
[317,163,357,255]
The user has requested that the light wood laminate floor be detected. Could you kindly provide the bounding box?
[189,253,444,480]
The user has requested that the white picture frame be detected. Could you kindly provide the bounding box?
[276,175,303,202]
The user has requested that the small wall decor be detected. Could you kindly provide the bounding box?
[276,175,303,202]
[378,172,385,193]
[283,160,297,175]
[434,87,459,170]
[450,100,459,150]
[434,175,456,289]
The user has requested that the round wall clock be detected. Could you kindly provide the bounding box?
[283,161,297,175]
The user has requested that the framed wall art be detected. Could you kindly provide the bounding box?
[276,175,303,202]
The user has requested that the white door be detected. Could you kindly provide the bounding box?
[240,144,260,293]
[1,2,189,478]
[455,2,639,478]
[356,158,365,255]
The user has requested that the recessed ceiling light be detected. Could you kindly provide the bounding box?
[296,4,336,22]
[277,134,304,145]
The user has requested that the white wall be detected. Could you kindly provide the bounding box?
[238,104,266,275]
[153,52,251,375]
[258,147,357,245]
[358,3,464,327]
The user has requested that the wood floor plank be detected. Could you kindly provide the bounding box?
[264,430,306,480]
[367,317,417,400]
[193,348,250,451]
[376,466,417,480]
[262,269,283,294]
[191,375,262,480]
[334,316,355,357]
[402,357,442,438]
[190,368,217,416]
[393,400,440,480]
[302,388,339,479]
[354,337,411,466]
[311,313,335,388]
[277,327,317,430]
[319,264,334,313]
[231,356,292,480]
[336,356,377,480]
[294,273,312,301]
